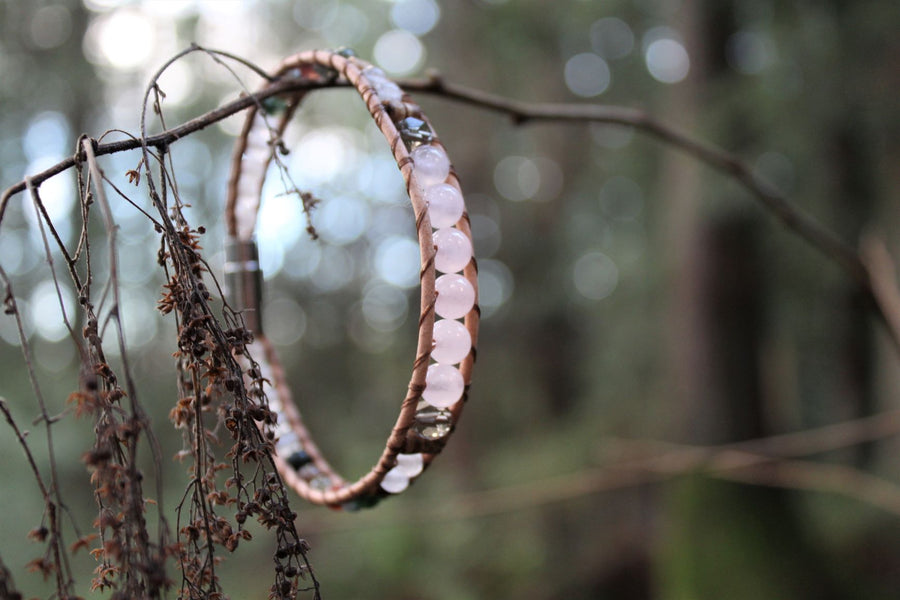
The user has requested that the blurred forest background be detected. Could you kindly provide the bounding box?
[2,0,900,598]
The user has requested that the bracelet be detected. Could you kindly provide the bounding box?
[223,49,479,509]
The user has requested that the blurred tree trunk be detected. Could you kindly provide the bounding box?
[657,1,847,598]
[820,0,877,466]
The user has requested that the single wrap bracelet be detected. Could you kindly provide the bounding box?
[223,49,479,510]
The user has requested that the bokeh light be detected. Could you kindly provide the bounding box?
[362,282,409,332]
[29,5,72,50]
[265,297,308,346]
[374,236,420,288]
[84,8,156,71]
[564,52,611,97]
[494,156,540,202]
[155,60,196,106]
[293,0,340,31]
[309,245,356,292]
[643,29,690,83]
[315,195,371,246]
[23,112,70,163]
[24,157,75,243]
[320,4,370,47]
[290,128,361,185]
[390,0,441,36]
[374,29,425,75]
[115,288,159,349]
[29,279,74,343]
[477,259,514,317]
[590,17,634,60]
[573,251,618,301]
[727,30,777,75]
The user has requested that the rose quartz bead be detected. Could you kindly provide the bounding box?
[423,363,464,408]
[411,145,450,186]
[375,80,404,103]
[432,319,472,364]
[380,467,409,493]
[425,183,464,228]
[396,453,424,477]
[362,66,404,103]
[434,228,473,274]
[434,274,475,319]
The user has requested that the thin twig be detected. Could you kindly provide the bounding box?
[861,234,900,345]
[0,396,72,594]
[0,63,884,352]
[0,58,869,293]
[400,74,869,289]
[296,408,900,533]
[0,77,321,223]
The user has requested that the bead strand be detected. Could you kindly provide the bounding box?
[355,62,476,495]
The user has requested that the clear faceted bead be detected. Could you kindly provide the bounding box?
[286,450,313,471]
[434,228,473,273]
[380,466,410,494]
[411,145,450,186]
[413,401,452,440]
[435,274,475,319]
[424,363,464,408]
[432,319,472,364]
[298,463,320,480]
[313,64,339,81]
[425,183,464,229]
[395,453,424,478]
[398,117,435,149]
[309,474,332,491]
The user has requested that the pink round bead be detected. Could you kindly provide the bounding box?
[423,363,465,408]
[411,145,450,186]
[362,67,404,103]
[432,319,472,365]
[434,228,473,274]
[395,453,424,477]
[380,467,410,493]
[425,183,464,229]
[434,274,475,319]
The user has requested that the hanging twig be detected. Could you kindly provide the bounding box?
[861,234,900,345]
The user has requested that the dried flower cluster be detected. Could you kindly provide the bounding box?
[0,48,324,598]
[157,218,318,599]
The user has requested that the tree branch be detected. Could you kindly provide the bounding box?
[0,77,327,226]
[401,73,869,288]
[0,55,888,348]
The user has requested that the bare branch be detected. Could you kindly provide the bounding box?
[0,60,880,349]
[861,234,900,345]
[401,74,868,289]
[296,408,900,533]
